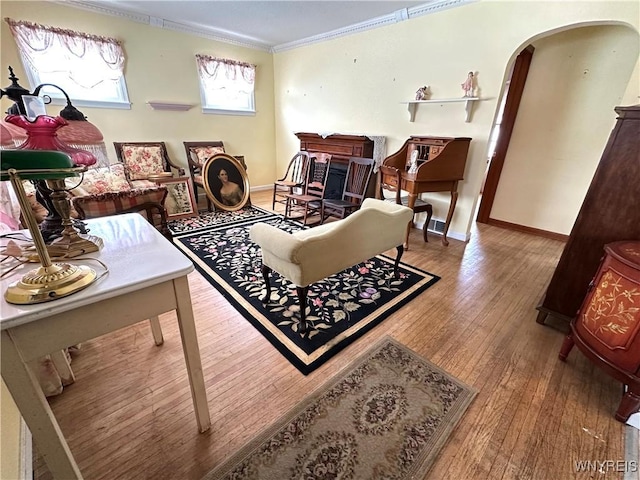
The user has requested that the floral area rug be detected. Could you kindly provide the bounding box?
[203,337,476,479]
[171,207,440,374]
[168,205,278,235]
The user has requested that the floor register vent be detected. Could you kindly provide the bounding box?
[427,218,446,234]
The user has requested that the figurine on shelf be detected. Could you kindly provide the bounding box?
[415,85,430,101]
[461,71,475,97]
[408,149,419,174]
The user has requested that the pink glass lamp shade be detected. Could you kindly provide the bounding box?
[0,119,27,147]
[5,114,97,167]
[57,119,110,168]
[0,123,14,147]
[57,119,103,144]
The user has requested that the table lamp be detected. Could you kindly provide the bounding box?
[1,66,101,244]
[1,149,97,304]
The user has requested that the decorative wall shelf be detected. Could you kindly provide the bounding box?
[401,97,480,123]
[147,101,194,111]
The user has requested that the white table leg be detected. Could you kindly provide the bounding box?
[1,331,82,479]
[148,316,164,346]
[50,350,75,386]
[173,275,211,433]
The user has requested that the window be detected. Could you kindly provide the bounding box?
[196,55,256,115]
[5,18,130,109]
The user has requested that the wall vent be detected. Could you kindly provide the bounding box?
[427,218,446,234]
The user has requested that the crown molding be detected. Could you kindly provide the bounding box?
[57,0,476,54]
[56,0,150,24]
[159,20,271,52]
[272,14,398,53]
[272,0,477,53]
[56,0,272,52]
[409,0,477,18]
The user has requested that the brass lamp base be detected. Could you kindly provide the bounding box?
[4,263,97,304]
[48,234,103,259]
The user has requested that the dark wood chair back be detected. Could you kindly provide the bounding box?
[182,141,226,212]
[320,157,375,224]
[304,153,331,201]
[284,153,331,225]
[342,157,375,205]
[378,165,402,203]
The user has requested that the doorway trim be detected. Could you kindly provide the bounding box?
[476,45,534,224]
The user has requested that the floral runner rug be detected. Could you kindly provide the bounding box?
[172,207,440,374]
[203,337,476,479]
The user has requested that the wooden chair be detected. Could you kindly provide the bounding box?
[320,156,374,224]
[113,142,184,187]
[379,165,433,249]
[272,151,310,210]
[183,141,226,212]
[284,153,331,226]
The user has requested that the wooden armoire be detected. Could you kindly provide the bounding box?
[536,105,640,325]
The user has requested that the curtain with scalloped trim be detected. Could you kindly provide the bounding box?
[5,18,125,89]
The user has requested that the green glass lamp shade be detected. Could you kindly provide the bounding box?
[0,148,96,304]
[0,149,79,181]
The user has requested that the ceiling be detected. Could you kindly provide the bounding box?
[76,1,435,51]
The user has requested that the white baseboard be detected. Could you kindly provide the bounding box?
[415,218,470,243]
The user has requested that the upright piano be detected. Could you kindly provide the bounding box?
[381,136,471,245]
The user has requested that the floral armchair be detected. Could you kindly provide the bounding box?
[114,141,185,188]
[183,141,225,212]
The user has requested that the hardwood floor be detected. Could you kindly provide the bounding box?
[35,190,629,479]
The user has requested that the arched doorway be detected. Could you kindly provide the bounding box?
[475,24,639,239]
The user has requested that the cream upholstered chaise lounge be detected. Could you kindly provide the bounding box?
[249,198,413,333]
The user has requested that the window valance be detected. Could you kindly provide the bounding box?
[195,54,255,85]
[5,18,125,89]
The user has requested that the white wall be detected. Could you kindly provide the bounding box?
[492,25,639,234]
[273,1,640,240]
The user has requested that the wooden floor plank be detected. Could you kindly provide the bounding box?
[33,190,629,480]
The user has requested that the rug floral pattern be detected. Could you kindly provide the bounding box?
[184,216,414,338]
[172,209,440,374]
[203,338,476,480]
[168,205,277,235]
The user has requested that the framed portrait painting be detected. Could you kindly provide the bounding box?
[155,177,198,220]
[202,153,250,211]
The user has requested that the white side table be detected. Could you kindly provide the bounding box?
[1,213,210,479]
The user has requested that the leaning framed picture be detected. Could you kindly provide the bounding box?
[153,176,198,220]
[202,153,250,212]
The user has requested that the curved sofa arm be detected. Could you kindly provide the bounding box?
[249,223,303,263]
[360,197,409,215]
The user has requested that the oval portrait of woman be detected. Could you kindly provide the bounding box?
[202,153,250,211]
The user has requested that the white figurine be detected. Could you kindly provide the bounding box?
[415,85,430,101]
[408,149,419,174]
[461,72,475,97]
